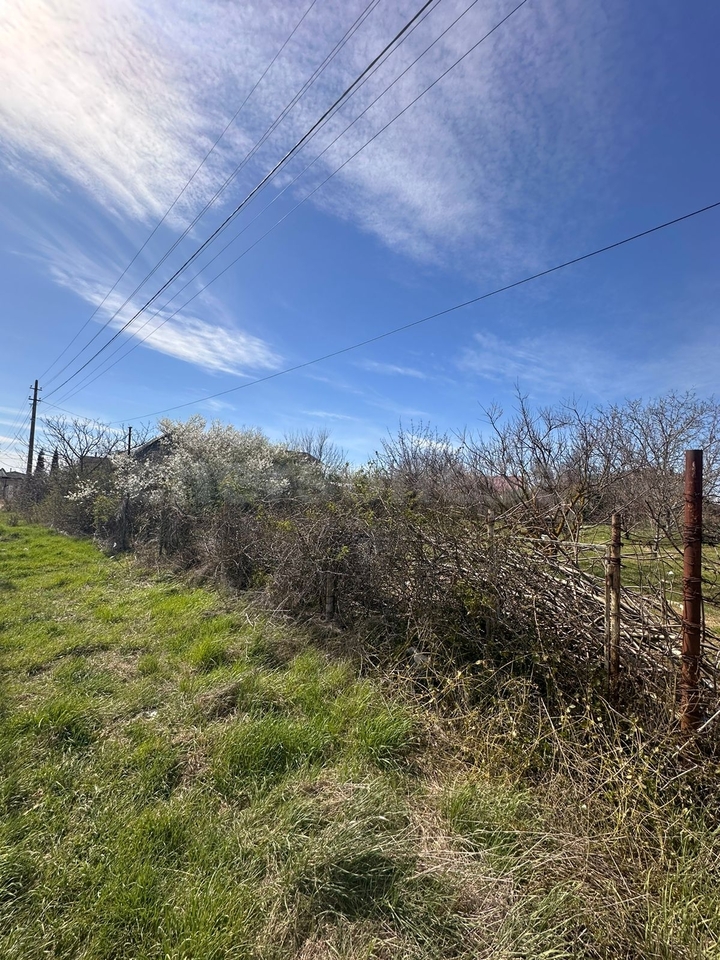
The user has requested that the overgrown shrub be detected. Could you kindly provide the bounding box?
[19,401,720,728]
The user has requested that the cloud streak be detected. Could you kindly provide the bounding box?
[459,330,614,395]
[358,360,429,379]
[0,0,633,269]
[458,320,720,403]
[0,0,646,409]
[33,233,281,379]
[303,409,362,421]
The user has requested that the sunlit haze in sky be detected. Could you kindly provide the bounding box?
[1,0,718,468]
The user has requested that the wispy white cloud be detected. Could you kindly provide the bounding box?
[0,0,249,223]
[458,330,614,396]
[0,0,648,425]
[458,321,720,402]
[302,409,362,421]
[201,398,236,413]
[26,232,281,378]
[141,316,278,376]
[0,435,26,471]
[305,0,632,269]
[302,369,431,418]
[0,0,632,271]
[357,359,429,379]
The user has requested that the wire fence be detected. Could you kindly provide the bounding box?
[479,520,720,728]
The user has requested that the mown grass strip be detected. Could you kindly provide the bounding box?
[2,520,719,959]
[0,522,485,959]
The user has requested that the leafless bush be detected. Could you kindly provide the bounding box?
[282,426,347,475]
[606,391,720,549]
[24,398,720,727]
[41,415,125,473]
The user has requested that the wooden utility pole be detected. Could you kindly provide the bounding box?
[25,380,40,477]
[605,513,622,694]
[120,426,133,551]
[680,450,703,733]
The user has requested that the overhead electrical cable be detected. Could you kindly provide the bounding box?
[43,0,388,391]
[102,199,720,423]
[41,400,127,429]
[46,0,428,396]
[39,0,321,385]
[4,395,32,441]
[41,401,80,416]
[55,0,453,403]
[56,0,520,404]
[56,0,485,403]
[44,0,444,399]
[7,383,38,445]
[9,410,32,447]
[2,407,32,471]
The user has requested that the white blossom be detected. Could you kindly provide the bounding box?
[109,417,327,517]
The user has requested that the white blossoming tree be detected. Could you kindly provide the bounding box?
[108,417,332,574]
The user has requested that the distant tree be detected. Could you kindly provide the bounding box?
[607,392,720,549]
[41,415,123,474]
[35,448,46,476]
[464,391,617,548]
[463,389,720,552]
[50,449,59,474]
[373,422,470,510]
[283,426,347,473]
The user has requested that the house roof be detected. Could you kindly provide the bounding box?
[283,449,322,466]
[485,475,523,494]
[130,435,168,461]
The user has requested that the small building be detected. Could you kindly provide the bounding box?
[76,455,112,475]
[0,469,26,504]
[131,436,169,464]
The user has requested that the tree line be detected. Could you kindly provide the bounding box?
[7,388,716,721]
[25,389,720,547]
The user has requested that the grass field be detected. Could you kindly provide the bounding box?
[578,525,720,631]
[1,520,719,959]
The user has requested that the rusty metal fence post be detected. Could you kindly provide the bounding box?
[680,450,703,733]
[605,513,621,694]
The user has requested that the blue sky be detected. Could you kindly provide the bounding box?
[1,0,718,468]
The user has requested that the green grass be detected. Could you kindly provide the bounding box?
[1,521,719,959]
[576,524,720,628]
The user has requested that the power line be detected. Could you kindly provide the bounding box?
[43,0,388,392]
[42,400,81,415]
[46,0,423,396]
[38,0,321,385]
[0,396,32,470]
[0,386,45,472]
[45,0,443,399]
[9,409,32,447]
[55,0,517,404]
[41,399,132,430]
[4,395,32,441]
[108,199,720,423]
